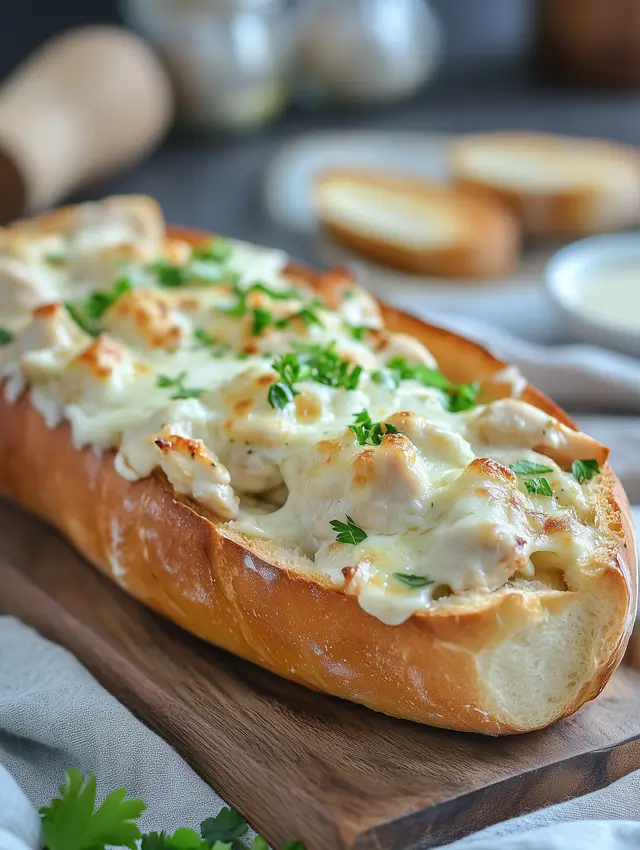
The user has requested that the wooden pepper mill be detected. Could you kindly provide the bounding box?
[0,26,174,224]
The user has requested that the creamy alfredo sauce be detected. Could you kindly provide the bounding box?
[572,265,640,332]
[0,199,605,625]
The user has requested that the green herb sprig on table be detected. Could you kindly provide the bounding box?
[40,768,306,850]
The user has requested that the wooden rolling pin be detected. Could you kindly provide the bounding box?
[0,26,174,224]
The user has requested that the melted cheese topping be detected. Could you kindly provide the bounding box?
[0,198,607,625]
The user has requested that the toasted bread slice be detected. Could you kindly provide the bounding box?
[449,132,640,238]
[314,170,520,279]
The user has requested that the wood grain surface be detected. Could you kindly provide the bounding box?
[1,497,639,850]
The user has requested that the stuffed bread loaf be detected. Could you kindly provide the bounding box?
[0,196,635,734]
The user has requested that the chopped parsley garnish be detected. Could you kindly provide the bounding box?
[509,460,553,475]
[149,259,190,288]
[190,236,233,264]
[371,368,400,390]
[330,516,367,545]
[523,477,553,497]
[193,328,217,347]
[296,306,324,328]
[220,281,303,335]
[349,409,398,446]
[220,297,248,318]
[65,277,132,336]
[157,371,205,400]
[248,281,297,300]
[510,459,554,496]
[384,357,479,412]
[572,459,601,484]
[268,381,298,410]
[267,344,363,410]
[193,329,231,358]
[394,574,434,588]
[294,342,362,390]
[347,324,370,341]
[251,307,273,336]
[44,253,67,267]
[447,382,480,413]
[151,247,237,287]
[272,351,305,386]
[0,328,13,345]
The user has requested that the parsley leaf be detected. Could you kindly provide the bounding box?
[220,280,298,321]
[39,768,145,850]
[394,574,434,588]
[252,307,273,336]
[194,328,218,347]
[283,844,307,850]
[272,352,308,386]
[330,516,367,545]
[44,252,67,266]
[572,459,601,484]
[251,837,269,850]
[247,281,297,300]
[349,409,398,446]
[200,807,248,844]
[268,381,298,410]
[524,477,553,497]
[157,372,205,400]
[0,327,13,345]
[191,237,233,264]
[447,382,480,413]
[295,307,324,328]
[149,260,191,288]
[65,278,132,336]
[371,368,400,390]
[268,345,363,410]
[384,357,479,412]
[510,460,554,475]
[346,324,370,341]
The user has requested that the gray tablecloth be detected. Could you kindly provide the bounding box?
[2,617,640,850]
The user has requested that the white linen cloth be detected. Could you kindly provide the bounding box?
[1,319,639,850]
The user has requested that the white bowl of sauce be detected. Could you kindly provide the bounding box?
[546,233,640,357]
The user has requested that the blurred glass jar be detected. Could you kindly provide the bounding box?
[296,0,443,105]
[121,0,296,133]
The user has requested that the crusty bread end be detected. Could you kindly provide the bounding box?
[314,170,520,279]
[449,132,640,238]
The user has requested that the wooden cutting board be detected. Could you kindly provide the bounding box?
[2,497,640,850]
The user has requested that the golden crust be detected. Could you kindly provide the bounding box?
[0,221,635,735]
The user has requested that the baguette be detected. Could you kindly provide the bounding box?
[0,197,635,735]
[449,132,640,238]
[314,169,520,278]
